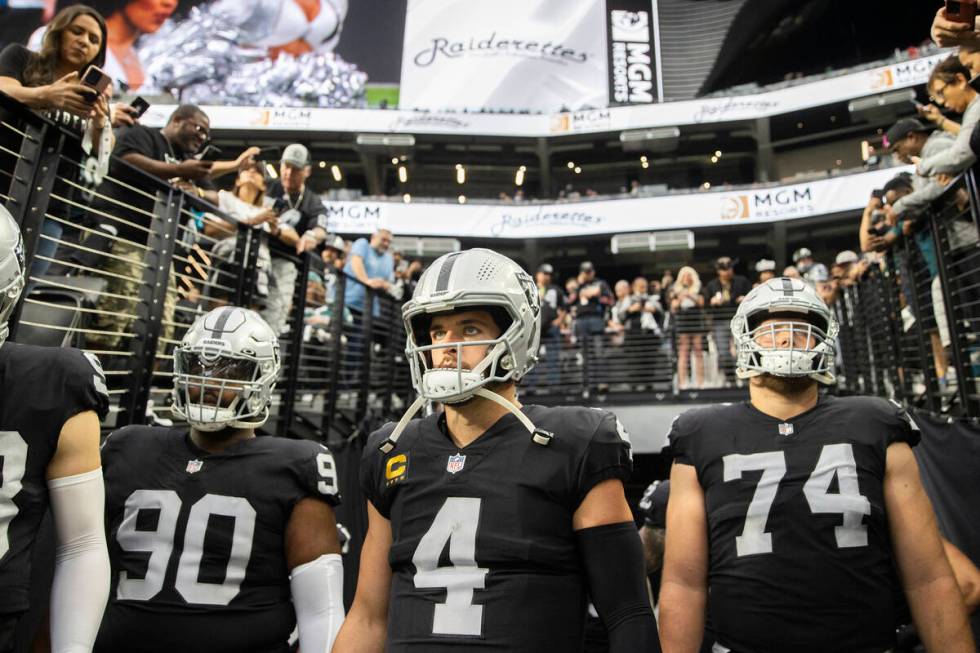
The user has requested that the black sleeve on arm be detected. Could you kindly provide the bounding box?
[578,522,661,653]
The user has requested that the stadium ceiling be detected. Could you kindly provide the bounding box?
[703,0,942,94]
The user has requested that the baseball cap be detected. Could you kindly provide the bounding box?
[835,250,859,265]
[715,256,735,269]
[755,259,776,272]
[883,119,929,151]
[324,235,346,252]
[281,143,310,167]
[537,263,554,275]
[792,247,812,263]
[579,261,594,272]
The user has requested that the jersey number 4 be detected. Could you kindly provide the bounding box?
[413,497,489,637]
[723,443,871,557]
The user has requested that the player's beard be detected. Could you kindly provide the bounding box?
[753,373,816,396]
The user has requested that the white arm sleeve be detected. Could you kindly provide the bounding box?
[47,468,111,653]
[290,553,345,653]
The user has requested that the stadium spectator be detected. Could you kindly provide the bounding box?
[754,259,776,286]
[959,42,980,76]
[870,175,953,393]
[0,4,113,277]
[704,256,751,385]
[834,250,861,287]
[343,227,394,316]
[782,265,801,278]
[85,104,214,353]
[791,248,829,284]
[918,58,980,178]
[534,263,564,389]
[883,119,954,228]
[568,261,613,393]
[205,165,280,309]
[671,266,705,390]
[262,143,330,333]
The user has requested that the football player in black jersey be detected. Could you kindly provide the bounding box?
[0,206,111,653]
[638,479,668,602]
[95,306,344,653]
[660,277,975,653]
[335,249,658,653]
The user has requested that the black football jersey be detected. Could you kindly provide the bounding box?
[360,404,633,653]
[669,395,918,653]
[0,342,109,614]
[638,479,669,530]
[96,426,341,653]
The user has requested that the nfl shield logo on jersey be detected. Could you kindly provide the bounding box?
[446,454,466,474]
[186,459,203,474]
[778,423,794,436]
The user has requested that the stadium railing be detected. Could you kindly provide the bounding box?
[833,171,979,421]
[3,90,976,429]
[0,92,411,438]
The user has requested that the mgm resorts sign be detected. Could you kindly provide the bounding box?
[606,2,659,105]
[721,187,816,221]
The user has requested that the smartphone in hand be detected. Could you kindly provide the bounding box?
[945,0,977,25]
[80,65,112,102]
[129,96,150,118]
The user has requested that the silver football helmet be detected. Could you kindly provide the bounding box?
[378,248,549,453]
[172,306,280,431]
[0,206,25,346]
[731,277,838,384]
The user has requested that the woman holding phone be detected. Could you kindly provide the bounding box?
[0,4,114,277]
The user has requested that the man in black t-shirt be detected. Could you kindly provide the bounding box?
[86,105,258,357]
[261,144,329,334]
[86,105,213,354]
[702,256,751,385]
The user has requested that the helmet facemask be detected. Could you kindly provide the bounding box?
[406,305,523,404]
[172,339,277,431]
[0,231,26,346]
[733,313,838,384]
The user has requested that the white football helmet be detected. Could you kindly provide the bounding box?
[172,306,281,431]
[731,277,838,384]
[0,206,25,346]
[378,248,550,453]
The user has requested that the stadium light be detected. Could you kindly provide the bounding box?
[567,161,575,169]
[574,166,582,174]
[398,165,408,183]
[458,195,467,204]
[391,157,399,164]
[515,166,525,186]
[331,165,342,182]
[714,150,722,158]
[710,155,718,163]
[702,182,711,189]
[403,193,411,203]
[318,161,326,168]
[640,155,648,163]
[641,161,650,169]
[265,163,278,179]
[456,164,466,184]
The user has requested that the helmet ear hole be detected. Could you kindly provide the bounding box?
[501,355,514,370]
